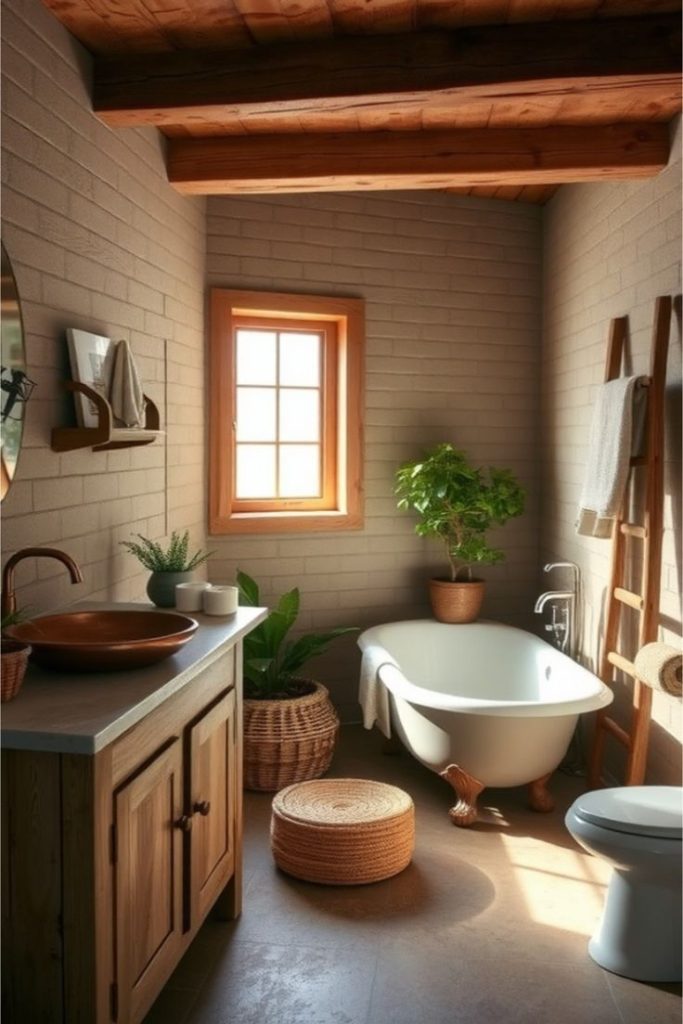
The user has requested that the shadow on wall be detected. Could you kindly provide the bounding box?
[666,294,682,606]
[595,715,682,786]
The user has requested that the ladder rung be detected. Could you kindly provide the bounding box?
[620,522,648,539]
[614,587,644,610]
[602,715,631,749]
[607,651,638,677]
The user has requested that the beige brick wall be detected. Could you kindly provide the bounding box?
[206,192,543,720]
[541,118,682,784]
[1,0,207,614]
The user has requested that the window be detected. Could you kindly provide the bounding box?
[210,289,364,534]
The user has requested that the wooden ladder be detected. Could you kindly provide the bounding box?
[587,295,672,788]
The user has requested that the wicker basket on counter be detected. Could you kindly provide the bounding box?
[244,681,339,792]
[1,640,31,702]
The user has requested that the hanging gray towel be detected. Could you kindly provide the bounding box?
[108,339,145,427]
[575,375,647,538]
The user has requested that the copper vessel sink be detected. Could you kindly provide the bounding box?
[4,610,198,672]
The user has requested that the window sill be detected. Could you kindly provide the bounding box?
[209,508,363,535]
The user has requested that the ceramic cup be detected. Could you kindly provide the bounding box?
[175,581,211,612]
[203,585,239,616]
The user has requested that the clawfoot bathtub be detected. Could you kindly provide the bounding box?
[358,620,613,826]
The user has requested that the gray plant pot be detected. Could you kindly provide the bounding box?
[146,571,195,608]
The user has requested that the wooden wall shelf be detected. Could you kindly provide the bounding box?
[51,380,164,452]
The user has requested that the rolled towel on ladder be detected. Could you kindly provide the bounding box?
[634,642,683,697]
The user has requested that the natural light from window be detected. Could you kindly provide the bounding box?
[235,328,323,499]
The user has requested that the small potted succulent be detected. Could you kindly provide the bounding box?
[120,530,212,608]
[237,570,357,791]
[395,443,525,623]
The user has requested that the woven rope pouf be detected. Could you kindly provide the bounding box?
[271,778,415,885]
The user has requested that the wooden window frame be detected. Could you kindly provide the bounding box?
[210,289,364,535]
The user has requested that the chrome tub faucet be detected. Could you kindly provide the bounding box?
[535,561,580,657]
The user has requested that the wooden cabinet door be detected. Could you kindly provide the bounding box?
[188,690,236,927]
[114,739,184,1024]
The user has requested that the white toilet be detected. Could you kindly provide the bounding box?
[565,785,682,982]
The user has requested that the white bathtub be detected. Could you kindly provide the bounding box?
[358,620,613,822]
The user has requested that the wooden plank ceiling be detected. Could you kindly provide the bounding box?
[40,0,682,204]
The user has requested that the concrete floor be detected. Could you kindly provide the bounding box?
[145,725,681,1024]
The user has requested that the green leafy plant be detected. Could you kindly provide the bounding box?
[120,530,212,572]
[1,608,27,632]
[237,570,357,699]
[395,443,525,582]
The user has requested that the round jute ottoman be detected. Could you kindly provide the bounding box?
[270,778,415,885]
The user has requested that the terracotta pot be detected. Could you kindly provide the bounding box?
[243,680,340,792]
[429,578,485,624]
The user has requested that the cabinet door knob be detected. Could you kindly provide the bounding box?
[174,814,193,832]
[193,800,211,816]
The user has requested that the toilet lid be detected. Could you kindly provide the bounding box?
[572,786,683,839]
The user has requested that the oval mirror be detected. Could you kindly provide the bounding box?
[1,243,33,501]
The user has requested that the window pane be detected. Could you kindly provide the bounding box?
[236,445,276,498]
[279,332,320,386]
[279,388,319,442]
[236,330,276,385]
[279,445,320,497]
[236,387,276,441]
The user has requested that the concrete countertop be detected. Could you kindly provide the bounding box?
[0,602,267,756]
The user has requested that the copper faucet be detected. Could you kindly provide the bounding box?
[1,547,83,619]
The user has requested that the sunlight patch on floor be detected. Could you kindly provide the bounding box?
[500,834,609,935]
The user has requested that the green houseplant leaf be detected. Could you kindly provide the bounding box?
[237,570,357,699]
[395,443,525,582]
[120,530,213,572]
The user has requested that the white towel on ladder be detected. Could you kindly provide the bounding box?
[358,645,394,738]
[576,375,647,539]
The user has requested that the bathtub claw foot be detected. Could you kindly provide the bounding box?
[440,764,484,827]
[528,773,555,813]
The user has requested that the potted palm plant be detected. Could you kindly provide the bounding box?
[237,570,357,791]
[120,530,212,608]
[395,443,525,623]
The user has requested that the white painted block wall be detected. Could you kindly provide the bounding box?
[542,118,682,784]
[206,192,543,720]
[1,0,207,614]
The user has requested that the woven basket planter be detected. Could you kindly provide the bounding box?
[271,778,415,885]
[1,640,31,702]
[244,680,340,792]
[429,578,485,623]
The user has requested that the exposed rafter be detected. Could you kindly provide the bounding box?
[92,16,680,131]
[167,123,669,195]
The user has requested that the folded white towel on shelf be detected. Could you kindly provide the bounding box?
[108,339,145,428]
[358,645,394,739]
[576,375,647,539]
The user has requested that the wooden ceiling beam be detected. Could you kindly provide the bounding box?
[167,123,670,194]
[93,15,681,128]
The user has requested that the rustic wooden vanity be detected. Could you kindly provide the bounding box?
[1,603,266,1024]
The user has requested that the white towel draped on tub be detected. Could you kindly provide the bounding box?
[358,645,395,739]
[576,375,647,539]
